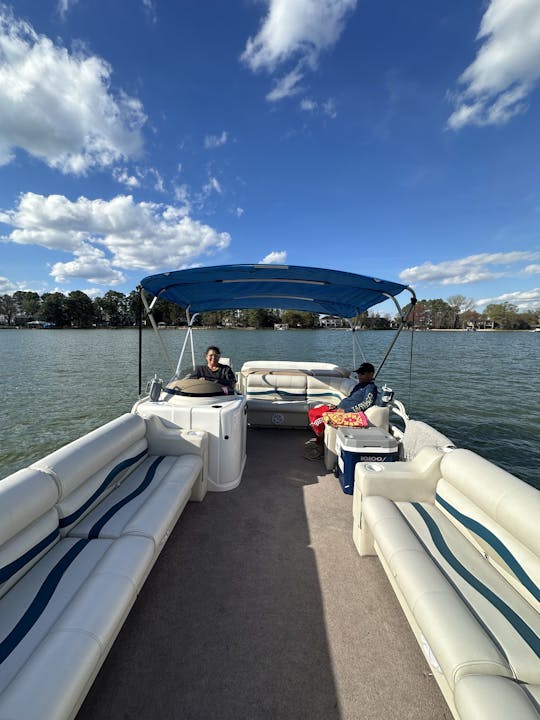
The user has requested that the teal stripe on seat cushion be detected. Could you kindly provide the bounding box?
[436,493,540,603]
[412,502,540,658]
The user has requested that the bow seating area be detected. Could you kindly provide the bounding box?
[0,413,207,720]
[238,361,356,428]
[353,446,540,719]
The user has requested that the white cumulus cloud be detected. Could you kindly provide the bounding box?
[50,244,127,285]
[113,168,140,188]
[0,8,146,173]
[260,250,287,264]
[475,288,540,310]
[242,0,356,101]
[400,251,540,286]
[1,193,231,286]
[448,0,540,129]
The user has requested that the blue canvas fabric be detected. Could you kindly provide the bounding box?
[140,264,411,317]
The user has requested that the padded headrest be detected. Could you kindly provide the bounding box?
[440,448,540,556]
[31,413,147,496]
[0,468,59,545]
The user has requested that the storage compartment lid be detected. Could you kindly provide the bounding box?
[336,426,398,451]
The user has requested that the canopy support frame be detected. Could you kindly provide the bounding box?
[373,288,416,380]
[174,307,200,378]
[139,287,175,377]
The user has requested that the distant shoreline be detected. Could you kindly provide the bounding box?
[0,326,534,332]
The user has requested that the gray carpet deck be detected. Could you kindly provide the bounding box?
[77,428,450,720]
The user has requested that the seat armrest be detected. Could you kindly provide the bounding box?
[357,445,446,502]
[143,415,208,457]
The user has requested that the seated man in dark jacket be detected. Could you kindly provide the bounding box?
[333,362,377,413]
[305,362,377,459]
[192,346,236,392]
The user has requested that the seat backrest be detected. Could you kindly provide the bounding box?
[238,362,350,395]
[243,371,308,402]
[0,467,59,598]
[307,375,356,406]
[437,448,540,609]
[31,413,148,535]
[240,360,348,374]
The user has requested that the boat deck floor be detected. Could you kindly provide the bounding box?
[77,428,450,720]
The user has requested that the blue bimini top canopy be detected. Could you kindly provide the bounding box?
[140,264,414,319]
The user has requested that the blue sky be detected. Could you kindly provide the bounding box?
[0,0,539,313]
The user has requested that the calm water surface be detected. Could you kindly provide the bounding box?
[1,328,538,488]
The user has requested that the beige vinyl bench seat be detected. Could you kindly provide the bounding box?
[353,447,540,719]
[238,361,356,428]
[0,413,208,720]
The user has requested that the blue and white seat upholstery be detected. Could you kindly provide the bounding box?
[354,447,540,719]
[0,466,155,720]
[32,414,149,537]
[32,414,206,552]
[0,413,208,720]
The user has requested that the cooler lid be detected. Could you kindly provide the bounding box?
[336,426,398,450]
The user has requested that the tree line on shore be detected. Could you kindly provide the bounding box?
[0,289,537,330]
[402,295,538,330]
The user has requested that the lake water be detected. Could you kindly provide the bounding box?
[1,328,538,488]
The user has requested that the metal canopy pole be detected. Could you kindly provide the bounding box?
[347,315,367,371]
[137,286,143,394]
[140,288,175,375]
[175,308,200,377]
[373,289,416,379]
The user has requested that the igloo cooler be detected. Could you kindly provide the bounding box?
[335,426,399,495]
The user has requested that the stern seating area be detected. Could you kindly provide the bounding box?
[0,413,207,720]
[353,446,540,719]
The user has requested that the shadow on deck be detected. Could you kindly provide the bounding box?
[77,428,450,720]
